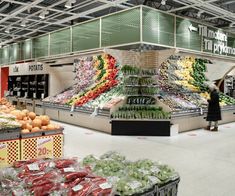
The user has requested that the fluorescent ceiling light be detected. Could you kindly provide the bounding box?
[20,20,27,27]
[197,11,203,18]
[229,22,235,27]
[65,0,76,8]
[5,27,10,33]
[39,10,49,19]
[161,0,167,5]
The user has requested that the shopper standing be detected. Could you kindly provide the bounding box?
[205,84,221,131]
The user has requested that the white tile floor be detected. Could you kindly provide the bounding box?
[60,121,235,196]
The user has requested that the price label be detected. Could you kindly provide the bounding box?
[0,143,7,167]
[72,184,83,192]
[70,104,75,112]
[33,93,37,99]
[127,181,142,190]
[17,91,21,97]
[150,166,160,174]
[37,137,53,158]
[99,182,112,190]
[24,92,28,98]
[41,93,45,99]
[64,167,76,173]
[27,163,40,171]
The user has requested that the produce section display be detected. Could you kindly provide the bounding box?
[112,65,170,120]
[0,152,179,196]
[0,98,62,134]
[43,54,122,109]
[157,56,235,112]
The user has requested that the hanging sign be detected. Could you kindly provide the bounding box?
[188,23,235,55]
[9,62,49,76]
[37,137,53,158]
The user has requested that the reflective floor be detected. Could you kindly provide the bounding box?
[61,121,235,196]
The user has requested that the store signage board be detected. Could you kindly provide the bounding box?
[9,62,49,76]
[37,137,54,159]
[0,143,7,167]
[188,24,235,55]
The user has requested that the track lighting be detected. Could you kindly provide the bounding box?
[39,10,49,19]
[65,0,76,8]
[161,0,167,5]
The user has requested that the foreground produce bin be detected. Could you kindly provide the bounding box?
[0,139,20,168]
[20,130,63,160]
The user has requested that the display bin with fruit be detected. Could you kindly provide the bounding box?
[0,139,20,168]
[20,133,63,160]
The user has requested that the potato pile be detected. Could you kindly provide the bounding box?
[11,110,61,133]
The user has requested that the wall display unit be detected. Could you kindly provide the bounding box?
[8,74,49,99]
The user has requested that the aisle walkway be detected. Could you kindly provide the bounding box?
[61,122,235,196]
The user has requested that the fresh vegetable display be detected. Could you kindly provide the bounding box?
[111,105,170,119]
[0,152,179,196]
[157,55,235,111]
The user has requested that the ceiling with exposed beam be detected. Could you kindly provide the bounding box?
[0,0,235,46]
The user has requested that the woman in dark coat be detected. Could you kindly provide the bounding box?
[205,84,221,131]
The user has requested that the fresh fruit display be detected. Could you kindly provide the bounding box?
[0,152,179,196]
[43,87,79,105]
[0,99,62,133]
[111,106,170,119]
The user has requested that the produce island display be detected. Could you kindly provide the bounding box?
[0,98,64,167]
[0,151,180,196]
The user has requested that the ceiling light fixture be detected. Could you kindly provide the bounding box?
[229,22,235,27]
[161,0,167,5]
[5,27,10,34]
[39,10,49,19]
[197,10,203,18]
[65,0,76,8]
[20,20,27,27]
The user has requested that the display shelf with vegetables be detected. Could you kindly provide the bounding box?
[0,151,180,196]
[112,65,171,136]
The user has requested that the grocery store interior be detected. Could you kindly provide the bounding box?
[0,0,235,196]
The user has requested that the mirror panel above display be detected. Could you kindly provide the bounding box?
[101,8,141,47]
[142,7,174,46]
[50,28,71,56]
[176,17,201,51]
[2,46,9,64]
[72,19,100,52]
[9,43,21,63]
[32,35,49,58]
[22,39,32,60]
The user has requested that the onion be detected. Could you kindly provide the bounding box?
[32,127,40,132]
[39,115,50,126]
[28,112,36,120]
[32,119,42,128]
[21,129,30,134]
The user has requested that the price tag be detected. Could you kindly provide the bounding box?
[70,104,75,112]
[24,92,28,98]
[27,163,40,171]
[0,143,7,167]
[91,107,98,117]
[37,137,53,158]
[148,176,160,184]
[41,93,45,99]
[33,93,37,99]
[17,91,21,97]
[49,162,55,168]
[99,182,112,190]
[72,184,83,192]
[63,167,76,173]
[127,181,142,189]
[150,166,160,174]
